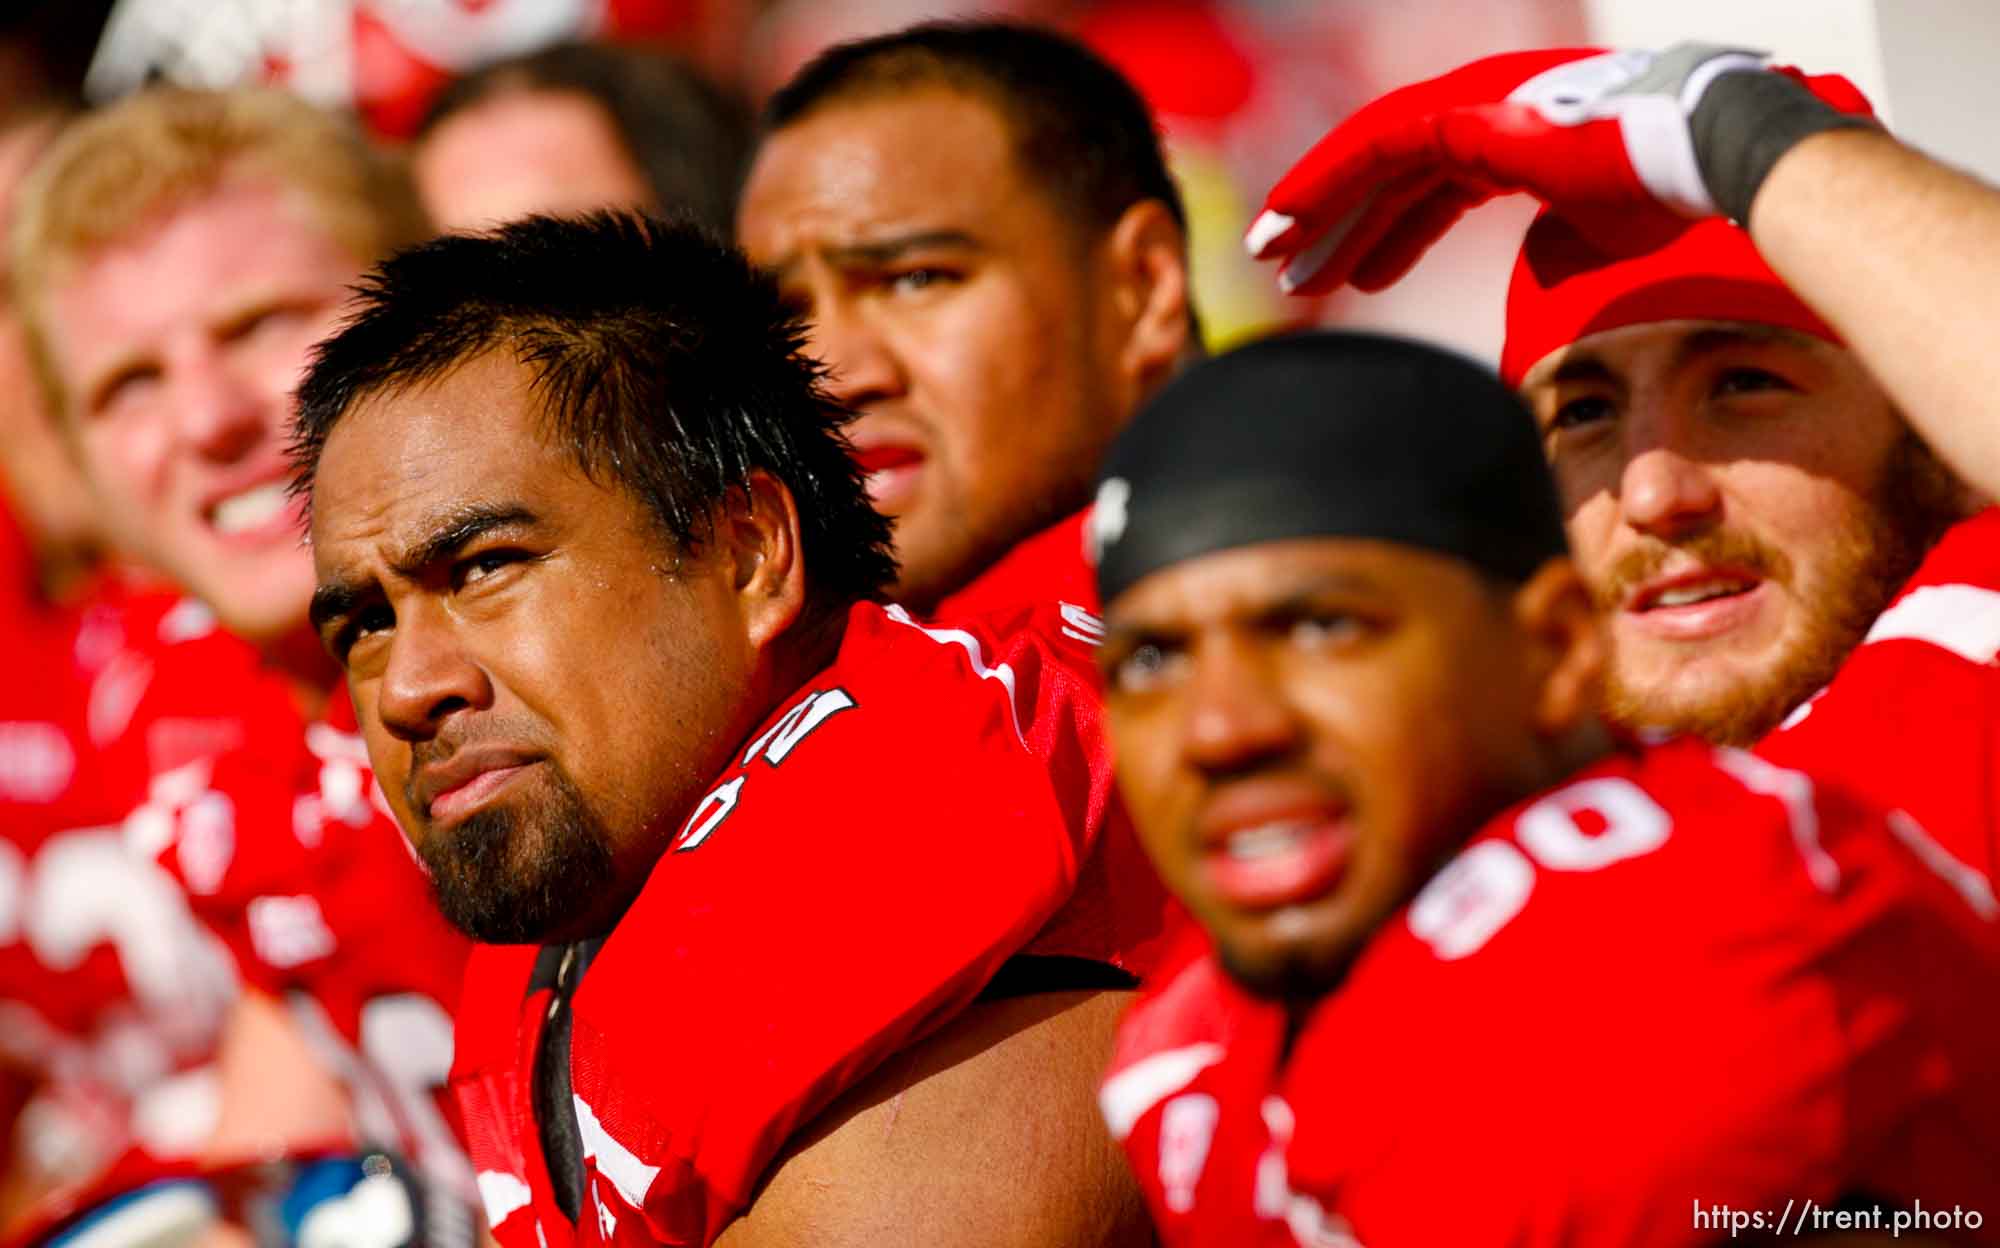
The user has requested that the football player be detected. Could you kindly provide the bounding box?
[7,85,476,1237]
[1093,330,2000,1245]
[737,21,1198,617]
[294,213,1150,1247]
[737,20,1191,1198]
[1248,47,2000,883]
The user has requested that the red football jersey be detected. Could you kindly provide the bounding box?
[932,510,1175,978]
[154,687,474,1193]
[1106,742,2000,1246]
[1,587,472,1192]
[932,509,1099,619]
[0,583,239,1176]
[1761,507,2000,889]
[454,598,1125,1246]
[1098,918,1289,1248]
[0,503,149,836]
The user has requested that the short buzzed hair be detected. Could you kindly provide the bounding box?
[764,21,1186,240]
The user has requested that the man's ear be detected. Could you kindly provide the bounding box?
[720,469,809,651]
[1511,557,1604,740]
[1100,198,1193,405]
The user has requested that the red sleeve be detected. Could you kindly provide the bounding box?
[934,513,1179,978]
[563,599,1116,1245]
[1277,743,2000,1247]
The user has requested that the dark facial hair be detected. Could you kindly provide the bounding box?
[419,763,616,945]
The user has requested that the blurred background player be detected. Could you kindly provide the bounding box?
[293,212,1149,1247]
[737,19,1184,1146]
[0,23,137,1225]
[57,0,1599,357]
[1091,330,2000,1246]
[412,40,750,236]
[0,108,97,609]
[5,85,477,1241]
[1248,46,2000,882]
[737,20,1197,615]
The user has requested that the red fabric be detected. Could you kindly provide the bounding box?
[1493,62,1876,385]
[933,509,1099,619]
[1098,919,1286,1248]
[0,585,220,1138]
[1107,741,2000,1245]
[1498,212,1842,386]
[0,502,122,834]
[1076,2,1259,125]
[450,950,550,1247]
[1252,47,1873,301]
[934,509,1176,980]
[0,587,471,1185]
[455,597,1121,1246]
[1759,509,2000,891]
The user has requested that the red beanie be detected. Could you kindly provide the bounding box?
[1498,68,1875,389]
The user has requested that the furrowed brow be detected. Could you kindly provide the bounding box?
[308,576,369,635]
[390,503,540,580]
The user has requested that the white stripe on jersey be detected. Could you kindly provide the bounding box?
[1099,1043,1226,1141]
[1887,810,2000,921]
[1864,584,2000,664]
[477,1171,532,1226]
[883,604,1027,746]
[573,1093,662,1209]
[1714,749,1839,894]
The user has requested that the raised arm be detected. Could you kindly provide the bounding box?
[1247,44,2000,496]
[1749,125,2000,497]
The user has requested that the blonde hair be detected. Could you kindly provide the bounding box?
[11,86,428,415]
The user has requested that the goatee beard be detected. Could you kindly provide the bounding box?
[419,764,617,945]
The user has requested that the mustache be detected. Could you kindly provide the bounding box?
[1594,528,1795,611]
[404,720,551,810]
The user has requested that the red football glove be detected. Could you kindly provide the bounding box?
[1246,44,1775,295]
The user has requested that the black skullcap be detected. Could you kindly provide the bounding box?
[1090,329,1567,606]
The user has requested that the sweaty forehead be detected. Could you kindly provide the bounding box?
[738,86,1041,259]
[310,351,566,549]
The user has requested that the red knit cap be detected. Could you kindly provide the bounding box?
[1498,68,1875,389]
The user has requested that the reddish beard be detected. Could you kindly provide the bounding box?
[1596,433,1963,746]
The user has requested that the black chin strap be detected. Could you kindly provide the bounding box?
[530,939,601,1224]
